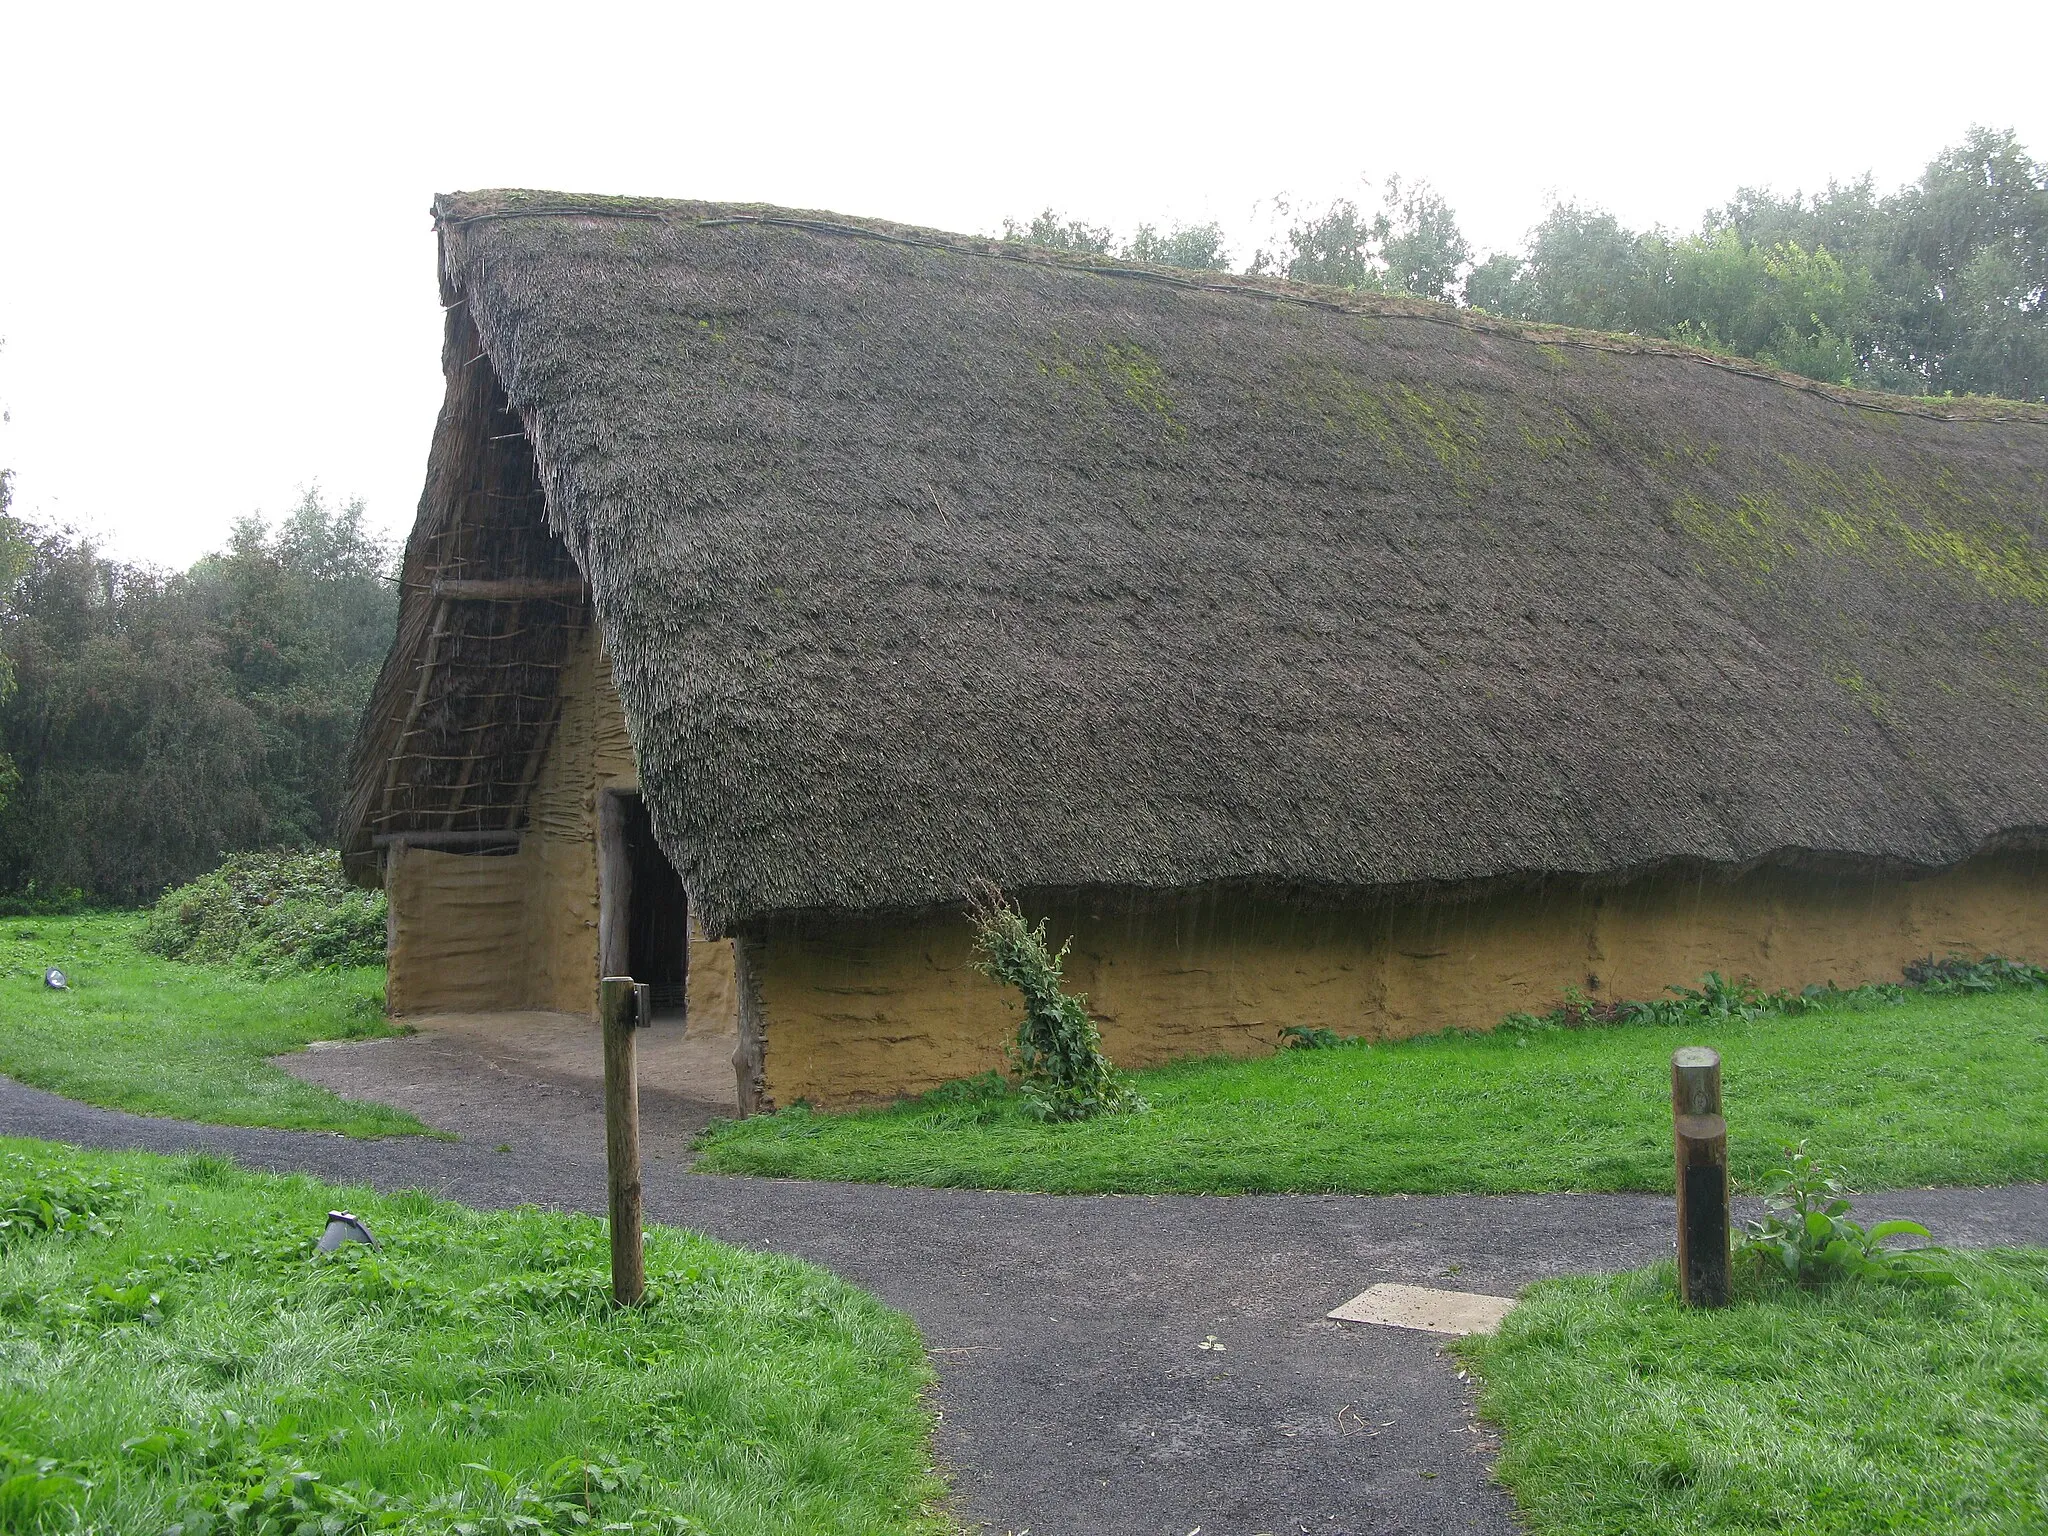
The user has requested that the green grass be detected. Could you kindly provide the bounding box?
[0,911,427,1137]
[1459,1253,2048,1534]
[694,989,2048,1194]
[0,1137,948,1534]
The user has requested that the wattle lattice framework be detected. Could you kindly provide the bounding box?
[351,309,588,855]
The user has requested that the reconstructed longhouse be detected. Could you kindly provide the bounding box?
[343,189,2048,1111]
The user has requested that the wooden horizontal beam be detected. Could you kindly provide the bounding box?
[372,829,525,848]
[430,578,585,602]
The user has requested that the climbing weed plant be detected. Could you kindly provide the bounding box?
[966,884,1144,1122]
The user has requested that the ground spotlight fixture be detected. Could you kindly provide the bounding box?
[42,968,67,989]
[317,1211,378,1252]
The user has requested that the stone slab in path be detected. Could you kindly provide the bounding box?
[1329,1283,1518,1336]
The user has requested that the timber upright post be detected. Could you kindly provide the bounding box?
[600,976,648,1306]
[1671,1046,1731,1307]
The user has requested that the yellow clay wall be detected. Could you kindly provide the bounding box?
[519,624,639,1015]
[384,840,530,1013]
[744,851,2048,1108]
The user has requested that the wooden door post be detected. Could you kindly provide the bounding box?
[597,791,631,979]
[600,976,646,1306]
[1672,1046,1731,1307]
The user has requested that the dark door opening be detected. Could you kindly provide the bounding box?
[599,789,689,1018]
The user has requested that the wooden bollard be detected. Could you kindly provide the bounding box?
[600,976,649,1306]
[1672,1046,1731,1307]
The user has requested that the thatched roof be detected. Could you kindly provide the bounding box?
[342,189,2048,936]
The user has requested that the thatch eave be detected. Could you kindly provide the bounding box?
[724,829,2048,941]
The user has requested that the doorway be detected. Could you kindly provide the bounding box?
[598,789,689,1018]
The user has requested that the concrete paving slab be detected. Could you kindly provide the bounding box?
[1328,1283,1518,1336]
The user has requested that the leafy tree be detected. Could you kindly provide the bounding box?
[1463,250,1530,315]
[1877,126,2048,399]
[1667,232,1869,383]
[1704,176,1885,266]
[1004,130,2044,402]
[1002,208,1114,255]
[1942,242,2048,401]
[1497,211,1872,384]
[1124,220,1231,272]
[0,467,23,817]
[1272,196,1379,288]
[1005,210,1232,272]
[0,527,267,904]
[0,491,397,905]
[1378,176,1471,302]
[0,344,25,817]
[181,492,396,844]
[1889,128,2047,300]
[1254,178,1472,300]
[1468,128,2044,401]
[1513,202,1673,333]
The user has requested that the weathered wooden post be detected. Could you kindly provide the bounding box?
[600,976,648,1306]
[1672,1046,1731,1307]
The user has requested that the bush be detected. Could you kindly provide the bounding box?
[0,883,94,918]
[138,850,385,974]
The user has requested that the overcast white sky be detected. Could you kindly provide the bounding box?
[2,1,2043,569]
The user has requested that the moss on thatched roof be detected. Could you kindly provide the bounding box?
[344,189,2048,935]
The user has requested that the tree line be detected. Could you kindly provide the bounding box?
[0,483,396,906]
[1010,126,2048,403]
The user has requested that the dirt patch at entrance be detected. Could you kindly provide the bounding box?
[274,1011,738,1165]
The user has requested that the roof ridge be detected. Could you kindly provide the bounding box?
[435,191,2048,428]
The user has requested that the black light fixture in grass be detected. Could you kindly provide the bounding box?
[42,968,66,989]
[317,1211,378,1252]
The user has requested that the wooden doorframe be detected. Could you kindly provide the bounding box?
[597,786,632,982]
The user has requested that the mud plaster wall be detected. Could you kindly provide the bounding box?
[746,850,2048,1107]
[384,840,531,1012]
[686,914,738,1032]
[519,624,637,1014]
[385,624,740,1026]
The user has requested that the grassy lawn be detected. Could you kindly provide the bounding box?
[1460,1253,2048,1535]
[694,988,2048,1194]
[0,1137,947,1534]
[0,911,427,1137]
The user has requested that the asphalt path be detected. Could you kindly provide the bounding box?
[6,1073,2046,1536]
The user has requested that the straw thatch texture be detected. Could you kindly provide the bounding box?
[345,190,2048,937]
